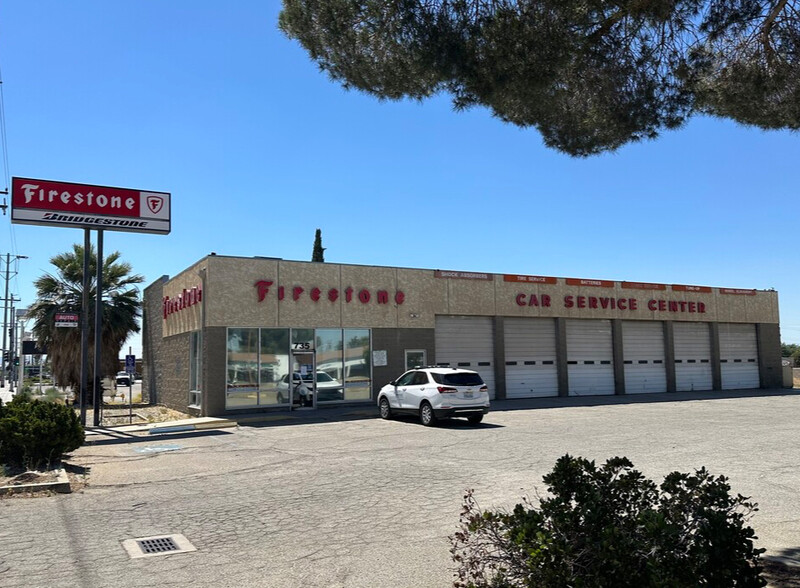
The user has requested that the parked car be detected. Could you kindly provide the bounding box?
[115,371,131,386]
[377,367,490,426]
[276,371,344,404]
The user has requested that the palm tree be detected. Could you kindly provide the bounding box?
[27,243,144,400]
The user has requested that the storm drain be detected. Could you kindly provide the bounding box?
[122,534,196,559]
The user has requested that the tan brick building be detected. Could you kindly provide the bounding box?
[143,255,782,417]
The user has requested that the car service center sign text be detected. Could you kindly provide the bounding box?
[11,177,171,235]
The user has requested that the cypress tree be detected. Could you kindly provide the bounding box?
[312,229,325,262]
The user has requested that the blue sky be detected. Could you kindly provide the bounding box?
[0,1,797,357]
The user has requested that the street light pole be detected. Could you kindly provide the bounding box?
[1,253,26,389]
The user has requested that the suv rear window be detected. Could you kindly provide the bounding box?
[430,372,484,386]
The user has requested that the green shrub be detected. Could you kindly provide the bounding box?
[0,394,85,470]
[451,455,765,587]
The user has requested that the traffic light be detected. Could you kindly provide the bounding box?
[13,357,19,366]
[2,351,7,362]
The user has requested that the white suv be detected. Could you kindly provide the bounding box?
[377,367,490,426]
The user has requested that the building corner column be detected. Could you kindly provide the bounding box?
[664,321,676,393]
[493,316,506,399]
[612,319,625,395]
[710,322,722,390]
[555,317,569,397]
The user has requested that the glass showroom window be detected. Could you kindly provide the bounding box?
[344,329,371,400]
[316,329,344,402]
[226,328,259,408]
[189,331,203,408]
[259,328,289,406]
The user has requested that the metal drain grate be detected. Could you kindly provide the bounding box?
[122,534,196,559]
[138,537,178,554]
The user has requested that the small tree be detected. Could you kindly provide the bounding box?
[312,228,326,262]
[451,455,765,587]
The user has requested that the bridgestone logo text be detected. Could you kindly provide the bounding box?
[42,213,148,227]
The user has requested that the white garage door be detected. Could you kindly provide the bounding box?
[622,321,666,394]
[566,319,615,396]
[720,323,760,390]
[435,316,496,399]
[504,318,558,398]
[673,322,713,392]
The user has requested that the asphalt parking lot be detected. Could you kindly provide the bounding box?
[2,390,799,587]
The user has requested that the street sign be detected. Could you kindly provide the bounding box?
[54,312,80,328]
[125,354,136,374]
[125,355,136,374]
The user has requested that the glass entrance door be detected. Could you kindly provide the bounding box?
[291,351,316,409]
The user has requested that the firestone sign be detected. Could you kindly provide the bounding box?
[11,177,171,235]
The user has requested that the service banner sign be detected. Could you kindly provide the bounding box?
[11,177,171,235]
[54,312,80,328]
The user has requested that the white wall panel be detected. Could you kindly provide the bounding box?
[566,319,615,396]
[674,322,713,392]
[720,323,759,390]
[622,321,666,394]
[504,318,558,398]
[435,316,496,398]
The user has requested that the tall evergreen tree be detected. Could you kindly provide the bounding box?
[312,228,326,262]
[27,244,144,395]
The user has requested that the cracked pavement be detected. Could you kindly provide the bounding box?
[2,392,800,587]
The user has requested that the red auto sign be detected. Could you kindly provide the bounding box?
[11,177,171,235]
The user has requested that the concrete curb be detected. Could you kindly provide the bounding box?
[0,468,71,495]
[86,417,237,437]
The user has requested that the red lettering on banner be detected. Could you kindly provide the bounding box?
[516,293,526,307]
[328,288,339,302]
[618,298,627,310]
[589,296,598,309]
[577,296,586,308]
[278,286,285,300]
[395,291,405,305]
[359,289,371,303]
[377,290,389,304]
[345,287,353,302]
[648,300,657,311]
[310,287,321,302]
[542,294,551,307]
[564,295,574,308]
[293,286,304,301]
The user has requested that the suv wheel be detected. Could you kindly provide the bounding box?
[379,397,392,420]
[420,402,437,427]
[467,414,483,425]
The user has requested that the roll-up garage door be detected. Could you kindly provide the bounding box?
[673,322,713,392]
[720,323,760,390]
[566,319,615,396]
[622,321,666,394]
[435,316,496,399]
[504,318,558,398]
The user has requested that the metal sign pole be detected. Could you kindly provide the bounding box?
[79,230,90,426]
[92,230,103,427]
[129,346,133,424]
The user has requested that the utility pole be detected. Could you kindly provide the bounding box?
[1,253,27,388]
